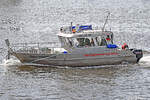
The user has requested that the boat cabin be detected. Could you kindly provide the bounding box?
[57,25,115,51]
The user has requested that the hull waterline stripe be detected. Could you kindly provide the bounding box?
[84,53,118,57]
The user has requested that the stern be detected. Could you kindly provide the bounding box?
[133,49,143,63]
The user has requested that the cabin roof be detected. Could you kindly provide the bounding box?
[57,30,113,38]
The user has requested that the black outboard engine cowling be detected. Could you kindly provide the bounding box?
[133,49,143,63]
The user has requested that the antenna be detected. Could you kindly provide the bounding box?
[5,39,11,59]
[70,22,73,33]
[5,39,14,59]
[102,12,110,32]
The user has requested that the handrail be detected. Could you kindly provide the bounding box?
[9,41,62,54]
[12,41,60,46]
[11,42,61,48]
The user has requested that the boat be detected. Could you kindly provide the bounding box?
[5,15,143,67]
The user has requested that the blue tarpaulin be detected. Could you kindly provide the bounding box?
[107,44,118,48]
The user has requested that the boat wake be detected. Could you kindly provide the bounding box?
[1,58,21,67]
[0,55,148,70]
[0,58,59,68]
[0,58,132,69]
[139,55,150,66]
[0,59,21,71]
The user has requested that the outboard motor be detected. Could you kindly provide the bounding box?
[133,49,143,63]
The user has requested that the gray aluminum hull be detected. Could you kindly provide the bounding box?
[12,48,138,67]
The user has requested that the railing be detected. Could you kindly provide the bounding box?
[10,42,62,54]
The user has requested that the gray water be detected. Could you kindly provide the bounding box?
[0,0,150,100]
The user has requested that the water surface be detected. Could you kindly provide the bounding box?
[0,0,150,99]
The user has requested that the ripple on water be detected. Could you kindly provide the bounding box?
[0,0,150,99]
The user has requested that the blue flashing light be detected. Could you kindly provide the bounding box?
[72,25,92,30]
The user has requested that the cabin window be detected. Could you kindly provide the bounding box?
[111,34,113,44]
[95,37,101,46]
[100,38,107,46]
[58,36,73,48]
[59,36,108,48]
[95,36,108,46]
[77,38,84,47]
[65,38,73,47]
[72,38,79,47]
[58,36,65,47]
[76,38,91,47]
[75,38,96,47]
[90,38,95,46]
[84,38,91,46]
